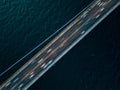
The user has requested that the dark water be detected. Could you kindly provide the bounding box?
[0,0,120,89]
[29,6,120,90]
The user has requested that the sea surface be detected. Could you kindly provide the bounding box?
[0,0,120,90]
[0,0,92,83]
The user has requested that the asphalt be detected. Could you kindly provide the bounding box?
[0,0,120,89]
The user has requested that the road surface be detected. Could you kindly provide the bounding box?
[0,0,120,89]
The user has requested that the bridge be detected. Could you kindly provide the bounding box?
[0,0,120,89]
